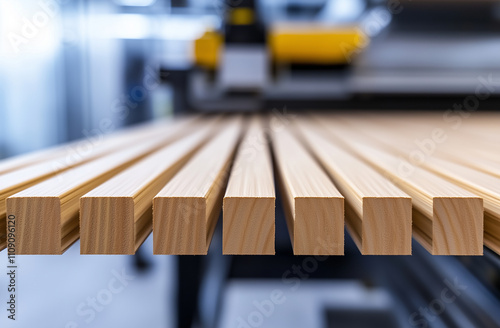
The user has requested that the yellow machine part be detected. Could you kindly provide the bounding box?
[229,8,255,25]
[193,23,368,69]
[194,30,222,70]
[269,23,368,65]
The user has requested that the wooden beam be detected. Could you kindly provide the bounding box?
[223,117,275,255]
[414,157,500,255]
[340,115,500,180]
[80,121,218,254]
[153,117,243,255]
[7,123,195,254]
[0,116,190,176]
[331,116,493,254]
[0,117,195,250]
[315,116,484,255]
[0,144,76,176]
[295,119,412,255]
[270,121,344,255]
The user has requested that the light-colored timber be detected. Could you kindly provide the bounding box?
[340,115,500,180]
[80,121,219,254]
[2,112,499,256]
[0,116,191,175]
[414,157,500,255]
[0,117,196,250]
[270,121,344,255]
[223,117,275,255]
[295,119,412,255]
[333,115,497,254]
[7,124,196,254]
[153,117,243,255]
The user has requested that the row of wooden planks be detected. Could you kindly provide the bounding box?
[1,113,499,255]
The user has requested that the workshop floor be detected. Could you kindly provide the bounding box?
[0,236,174,328]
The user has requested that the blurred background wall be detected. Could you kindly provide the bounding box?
[0,0,180,158]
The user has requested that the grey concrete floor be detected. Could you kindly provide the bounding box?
[0,235,175,328]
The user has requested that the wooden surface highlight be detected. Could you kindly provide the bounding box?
[223,117,275,255]
[0,117,188,176]
[270,121,344,255]
[153,117,243,255]
[295,119,412,255]
[7,124,193,254]
[341,115,500,180]
[80,121,218,254]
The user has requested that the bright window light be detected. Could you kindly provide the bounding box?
[113,0,157,6]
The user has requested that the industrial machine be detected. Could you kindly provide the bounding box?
[157,1,500,328]
[161,0,500,113]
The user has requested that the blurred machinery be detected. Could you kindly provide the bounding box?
[161,0,500,113]
[159,1,500,328]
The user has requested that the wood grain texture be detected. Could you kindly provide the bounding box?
[417,158,500,255]
[0,117,194,250]
[340,114,500,180]
[295,119,412,255]
[7,125,193,254]
[0,116,187,176]
[223,117,275,255]
[153,117,243,255]
[320,125,483,255]
[0,143,76,176]
[270,122,344,255]
[3,112,499,256]
[80,121,218,254]
[334,115,495,254]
